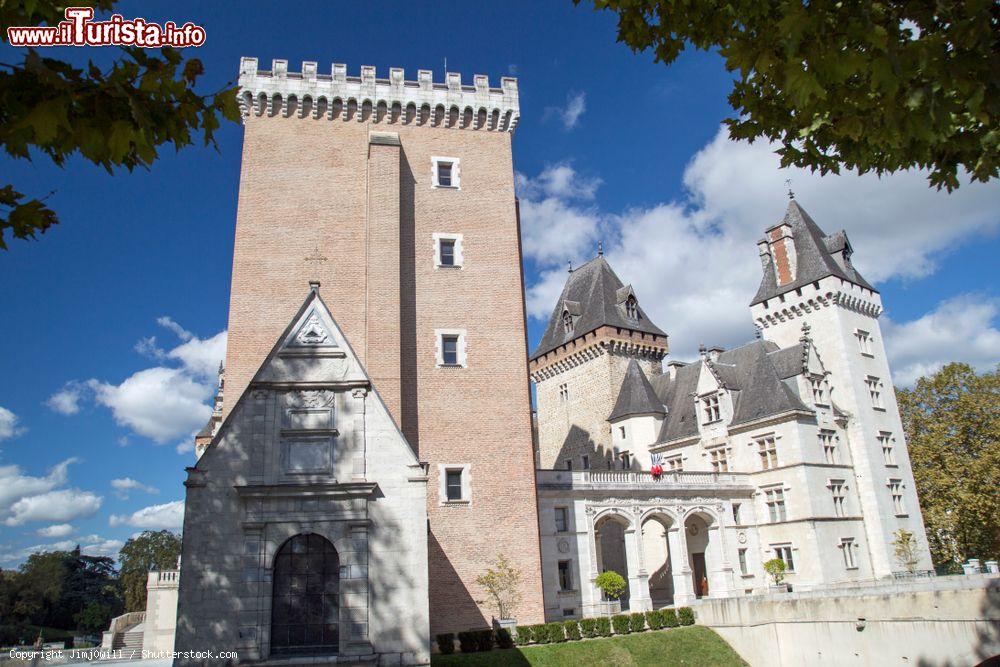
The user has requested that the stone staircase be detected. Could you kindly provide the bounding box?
[112,621,145,651]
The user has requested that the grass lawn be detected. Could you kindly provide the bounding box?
[431,626,746,666]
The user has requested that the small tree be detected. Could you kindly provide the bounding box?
[892,528,921,573]
[763,558,787,586]
[594,570,627,617]
[475,554,522,620]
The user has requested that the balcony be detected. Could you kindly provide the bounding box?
[536,469,753,493]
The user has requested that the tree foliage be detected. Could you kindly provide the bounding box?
[0,0,241,249]
[763,558,787,585]
[594,570,627,600]
[118,530,181,612]
[580,0,999,190]
[891,528,921,573]
[898,362,1000,568]
[474,553,523,620]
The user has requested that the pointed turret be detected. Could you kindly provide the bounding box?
[608,360,666,422]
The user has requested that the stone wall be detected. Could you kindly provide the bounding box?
[696,574,1000,666]
[142,570,179,655]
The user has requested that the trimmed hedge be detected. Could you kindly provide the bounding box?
[545,622,566,643]
[514,625,533,646]
[563,620,581,641]
[530,623,550,644]
[645,609,664,630]
[629,612,646,633]
[678,607,695,626]
[457,631,477,653]
[663,608,679,628]
[594,616,612,637]
[435,633,455,655]
[579,617,598,638]
[611,614,631,635]
[496,627,514,649]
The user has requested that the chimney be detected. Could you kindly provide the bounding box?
[707,346,725,362]
[666,360,687,380]
[766,222,797,286]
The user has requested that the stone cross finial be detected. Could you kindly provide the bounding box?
[598,241,604,257]
[567,260,573,273]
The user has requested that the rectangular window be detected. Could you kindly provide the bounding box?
[738,548,748,575]
[442,335,459,365]
[889,479,905,514]
[581,454,591,470]
[620,451,631,469]
[445,470,463,501]
[710,447,729,473]
[558,560,572,591]
[437,162,453,186]
[879,432,896,465]
[618,425,626,438]
[701,394,721,423]
[436,329,466,368]
[829,479,846,517]
[810,376,828,405]
[856,329,874,356]
[432,156,460,189]
[757,435,778,470]
[555,507,568,533]
[564,459,573,471]
[439,238,455,266]
[773,545,795,571]
[841,538,857,569]
[732,503,742,525]
[866,376,884,409]
[559,383,569,402]
[765,487,787,523]
[666,455,683,472]
[820,430,838,464]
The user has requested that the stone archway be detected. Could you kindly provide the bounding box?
[595,514,631,610]
[641,514,675,607]
[270,534,340,656]
[684,513,714,599]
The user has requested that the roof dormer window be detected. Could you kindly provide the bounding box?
[625,295,639,320]
[562,310,573,334]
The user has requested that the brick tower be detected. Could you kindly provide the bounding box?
[226,58,543,633]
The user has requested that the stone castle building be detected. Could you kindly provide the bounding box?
[173,56,933,664]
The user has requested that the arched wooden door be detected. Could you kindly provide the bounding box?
[270,534,340,655]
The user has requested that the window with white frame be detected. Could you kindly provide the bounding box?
[866,376,884,409]
[624,295,639,320]
[732,503,742,525]
[581,454,590,470]
[666,455,683,472]
[433,233,463,268]
[764,486,787,523]
[439,464,471,504]
[435,330,467,367]
[561,310,573,334]
[559,383,569,402]
[810,376,828,405]
[701,393,721,423]
[888,478,905,514]
[757,435,778,470]
[840,538,857,569]
[879,431,896,465]
[710,447,729,473]
[829,479,847,517]
[620,451,631,469]
[820,429,838,464]
[558,560,573,591]
[431,156,460,188]
[555,507,568,533]
[738,548,749,575]
[855,329,874,356]
[772,544,795,571]
[564,459,573,471]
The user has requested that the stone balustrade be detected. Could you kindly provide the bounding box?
[536,468,752,490]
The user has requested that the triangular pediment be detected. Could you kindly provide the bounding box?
[288,310,336,348]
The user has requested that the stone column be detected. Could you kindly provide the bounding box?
[705,525,733,598]
[668,525,696,605]
[624,519,652,612]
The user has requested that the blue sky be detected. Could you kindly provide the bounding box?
[0,1,997,565]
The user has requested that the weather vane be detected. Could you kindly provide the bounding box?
[785,178,795,200]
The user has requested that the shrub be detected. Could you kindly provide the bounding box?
[496,627,514,649]
[545,622,566,643]
[563,620,581,641]
[475,629,494,652]
[579,617,598,638]
[630,612,646,633]
[595,571,628,602]
[435,633,455,654]
[678,607,696,626]
[457,631,477,653]
[763,558,787,585]
[514,625,533,646]
[594,616,612,637]
[530,624,550,644]
[663,608,679,628]
[645,610,664,630]
[612,614,631,635]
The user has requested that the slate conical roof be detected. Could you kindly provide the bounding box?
[530,256,666,360]
[751,200,875,306]
[608,359,666,422]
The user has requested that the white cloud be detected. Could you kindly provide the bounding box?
[522,126,1000,360]
[37,523,74,537]
[4,488,103,526]
[175,441,194,455]
[110,477,159,499]
[0,458,75,512]
[882,295,1000,386]
[546,92,586,130]
[167,331,227,379]
[0,407,26,440]
[81,538,124,558]
[45,383,84,415]
[110,500,184,530]
[156,316,194,342]
[0,541,78,564]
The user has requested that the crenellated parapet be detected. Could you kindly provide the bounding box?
[237,57,520,133]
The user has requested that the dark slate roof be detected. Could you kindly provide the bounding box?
[652,339,812,443]
[608,360,666,422]
[751,200,876,306]
[531,256,666,360]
